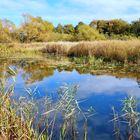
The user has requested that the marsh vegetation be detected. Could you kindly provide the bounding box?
[1,40,140,75]
[0,68,94,140]
[0,14,140,140]
[0,67,140,140]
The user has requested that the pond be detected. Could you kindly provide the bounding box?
[0,58,140,140]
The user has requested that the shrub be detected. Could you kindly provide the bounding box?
[75,24,106,41]
[43,32,74,41]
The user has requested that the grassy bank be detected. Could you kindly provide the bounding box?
[0,40,140,68]
[42,40,140,64]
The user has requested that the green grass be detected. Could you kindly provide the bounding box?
[0,44,42,59]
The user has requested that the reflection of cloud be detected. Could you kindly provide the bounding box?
[77,75,140,98]
[13,68,140,99]
[36,70,140,98]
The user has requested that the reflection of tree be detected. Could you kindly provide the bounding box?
[0,59,13,79]
[137,80,140,88]
[0,59,55,84]
[20,61,54,84]
[1,59,140,85]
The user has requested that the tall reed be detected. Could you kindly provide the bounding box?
[0,67,94,140]
[112,96,140,140]
[40,40,140,64]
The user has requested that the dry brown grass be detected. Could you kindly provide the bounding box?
[0,89,35,140]
[40,40,140,63]
[41,44,71,55]
[1,40,140,63]
[68,40,140,63]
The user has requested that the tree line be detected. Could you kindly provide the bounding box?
[0,14,140,43]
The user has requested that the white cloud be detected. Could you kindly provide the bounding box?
[0,0,48,9]
[68,0,140,21]
[0,0,140,25]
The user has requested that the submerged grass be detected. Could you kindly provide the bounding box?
[0,68,35,139]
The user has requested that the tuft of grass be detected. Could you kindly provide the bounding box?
[0,67,94,140]
[0,68,35,139]
[39,40,140,64]
[0,45,42,59]
[112,96,140,140]
[41,44,70,56]
[68,40,140,64]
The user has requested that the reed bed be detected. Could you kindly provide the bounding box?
[68,40,140,63]
[41,44,71,56]
[1,40,140,64]
[41,40,140,64]
[0,68,93,140]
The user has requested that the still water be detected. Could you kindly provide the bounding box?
[0,59,140,140]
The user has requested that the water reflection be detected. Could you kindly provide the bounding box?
[77,75,140,98]
[0,58,140,83]
[0,58,140,140]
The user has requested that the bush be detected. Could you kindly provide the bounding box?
[75,24,106,41]
[107,34,137,40]
[43,32,74,41]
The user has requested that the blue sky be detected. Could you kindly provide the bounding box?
[0,0,140,26]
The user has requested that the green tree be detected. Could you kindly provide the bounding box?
[109,19,129,35]
[75,22,86,34]
[55,24,64,33]
[90,19,129,35]
[19,14,54,42]
[131,19,140,36]
[75,24,105,41]
[63,24,75,35]
[0,19,16,43]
